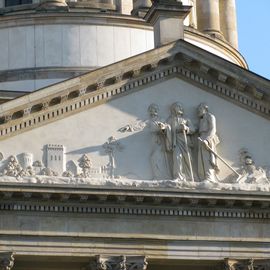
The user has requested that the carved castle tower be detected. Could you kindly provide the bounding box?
[1,1,270,270]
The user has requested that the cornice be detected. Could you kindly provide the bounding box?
[0,11,152,30]
[0,40,269,140]
[184,26,248,68]
[0,1,117,14]
[0,183,270,220]
[0,66,95,83]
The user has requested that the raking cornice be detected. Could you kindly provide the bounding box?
[0,40,269,140]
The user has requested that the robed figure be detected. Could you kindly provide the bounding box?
[148,104,171,180]
[197,103,220,182]
[166,102,195,180]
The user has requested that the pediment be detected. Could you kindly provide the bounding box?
[0,40,269,137]
[0,40,270,192]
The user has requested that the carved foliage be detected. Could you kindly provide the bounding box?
[2,156,23,177]
[224,259,270,270]
[78,154,92,178]
[86,256,147,270]
[40,167,58,177]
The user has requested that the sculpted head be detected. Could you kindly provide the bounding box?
[245,157,254,166]
[171,102,184,117]
[148,103,159,118]
[197,103,208,118]
[239,148,255,166]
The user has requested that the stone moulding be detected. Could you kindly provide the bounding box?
[0,41,269,140]
[1,200,269,220]
[0,184,270,219]
[0,13,151,30]
[184,27,248,68]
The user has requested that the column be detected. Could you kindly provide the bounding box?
[182,0,197,28]
[115,0,133,15]
[189,0,197,28]
[0,0,4,8]
[0,252,14,270]
[132,0,152,17]
[133,0,152,9]
[196,0,222,38]
[219,0,238,49]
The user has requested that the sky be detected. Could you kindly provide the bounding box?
[236,0,270,79]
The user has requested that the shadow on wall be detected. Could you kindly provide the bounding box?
[66,131,148,180]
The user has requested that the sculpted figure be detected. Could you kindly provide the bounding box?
[238,149,269,184]
[103,136,124,179]
[148,104,171,179]
[197,103,220,182]
[166,102,195,180]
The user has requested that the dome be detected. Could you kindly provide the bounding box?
[0,0,247,93]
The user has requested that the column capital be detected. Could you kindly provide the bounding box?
[0,252,15,270]
[224,258,270,270]
[86,255,147,270]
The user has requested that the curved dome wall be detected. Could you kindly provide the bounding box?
[0,0,247,93]
[0,24,154,70]
[0,15,154,91]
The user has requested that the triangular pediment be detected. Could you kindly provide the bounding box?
[0,40,270,191]
[0,40,269,138]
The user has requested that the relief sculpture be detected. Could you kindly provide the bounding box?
[148,102,218,182]
[147,103,171,180]
[0,102,270,192]
[197,103,220,182]
[103,136,124,179]
[237,149,269,184]
[166,102,195,181]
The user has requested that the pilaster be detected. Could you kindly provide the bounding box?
[145,0,191,47]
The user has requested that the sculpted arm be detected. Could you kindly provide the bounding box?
[186,119,195,134]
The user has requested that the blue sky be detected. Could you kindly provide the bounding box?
[237,0,270,79]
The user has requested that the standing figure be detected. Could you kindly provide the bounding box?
[103,136,123,178]
[148,103,171,179]
[197,103,220,182]
[167,102,195,180]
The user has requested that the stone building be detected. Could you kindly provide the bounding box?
[0,1,270,270]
